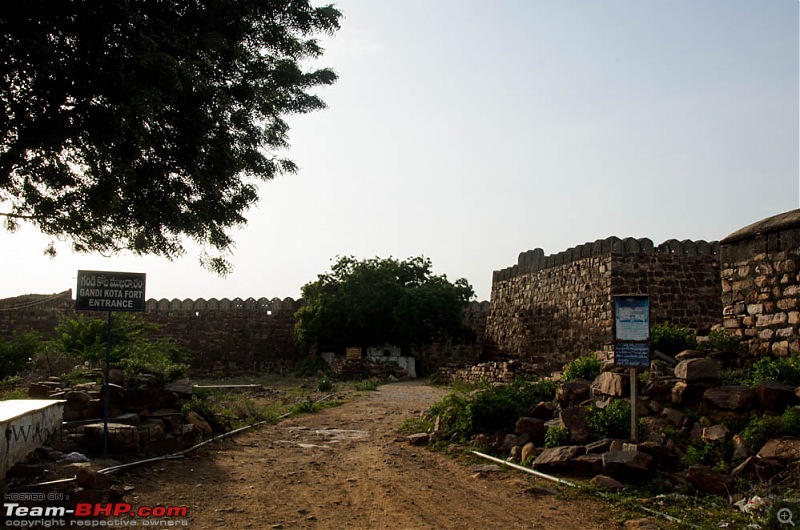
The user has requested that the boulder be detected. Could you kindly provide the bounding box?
[407,433,429,446]
[570,453,604,476]
[559,407,591,444]
[164,378,193,396]
[532,446,585,472]
[123,388,179,412]
[499,433,530,453]
[754,381,796,413]
[76,468,112,490]
[686,465,734,496]
[675,350,706,361]
[602,450,654,482]
[592,372,628,397]
[701,425,730,443]
[757,438,800,461]
[590,474,625,491]
[521,442,537,463]
[661,407,686,427]
[703,386,757,411]
[529,401,556,421]
[556,379,592,407]
[137,420,166,446]
[637,441,679,471]
[674,358,719,381]
[586,438,615,454]
[515,417,546,442]
[186,411,213,436]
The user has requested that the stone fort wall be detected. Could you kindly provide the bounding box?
[487,236,722,364]
[720,209,800,357]
[0,293,489,375]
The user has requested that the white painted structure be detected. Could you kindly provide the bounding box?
[366,345,416,378]
[1,400,65,476]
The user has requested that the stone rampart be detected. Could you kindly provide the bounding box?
[720,209,800,357]
[487,237,722,364]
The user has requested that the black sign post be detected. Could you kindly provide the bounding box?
[613,295,650,443]
[76,271,146,455]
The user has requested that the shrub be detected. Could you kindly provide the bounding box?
[740,407,800,451]
[587,399,631,440]
[353,378,381,391]
[651,323,697,356]
[747,355,800,387]
[427,376,558,441]
[701,329,744,354]
[317,376,334,392]
[544,426,569,448]
[562,354,601,382]
[0,332,41,379]
[182,395,236,433]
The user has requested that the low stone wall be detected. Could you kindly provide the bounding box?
[720,209,800,357]
[437,360,541,385]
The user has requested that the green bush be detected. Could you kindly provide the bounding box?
[182,395,236,433]
[50,314,190,387]
[353,378,381,391]
[651,323,697,356]
[587,399,630,440]
[747,355,800,387]
[427,376,558,442]
[701,329,743,354]
[317,376,334,392]
[544,426,569,448]
[0,332,41,379]
[740,407,800,451]
[562,354,601,382]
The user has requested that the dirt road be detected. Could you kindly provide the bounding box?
[120,381,623,529]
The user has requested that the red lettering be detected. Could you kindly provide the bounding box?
[113,503,131,516]
[75,504,92,516]
[151,506,167,517]
[94,504,113,516]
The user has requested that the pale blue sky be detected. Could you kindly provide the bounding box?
[1,1,798,301]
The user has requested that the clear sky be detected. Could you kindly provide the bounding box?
[1,0,798,302]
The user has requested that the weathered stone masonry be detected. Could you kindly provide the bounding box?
[720,209,800,357]
[487,237,722,364]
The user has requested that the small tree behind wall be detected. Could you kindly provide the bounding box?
[295,256,475,354]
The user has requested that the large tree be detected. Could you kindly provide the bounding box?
[295,256,475,353]
[0,1,340,272]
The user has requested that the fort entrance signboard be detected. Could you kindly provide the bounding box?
[75,270,146,455]
[76,271,146,311]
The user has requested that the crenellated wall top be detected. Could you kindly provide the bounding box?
[144,296,304,314]
[493,237,720,283]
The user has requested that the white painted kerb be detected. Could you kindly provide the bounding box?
[1,399,65,477]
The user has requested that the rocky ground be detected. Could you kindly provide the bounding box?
[116,381,625,529]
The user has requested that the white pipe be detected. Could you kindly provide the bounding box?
[471,451,577,487]
[470,450,687,527]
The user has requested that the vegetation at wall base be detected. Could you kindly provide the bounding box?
[562,353,601,382]
[651,323,697,355]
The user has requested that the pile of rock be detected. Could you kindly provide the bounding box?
[484,351,800,496]
[28,375,208,458]
[437,359,550,385]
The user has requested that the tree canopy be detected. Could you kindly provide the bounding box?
[295,256,475,353]
[0,1,341,272]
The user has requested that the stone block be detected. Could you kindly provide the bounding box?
[686,465,734,496]
[590,474,624,491]
[532,446,585,473]
[83,423,140,454]
[755,381,796,413]
[592,372,628,397]
[515,417,546,442]
[570,453,604,476]
[757,438,800,461]
[701,425,729,443]
[602,450,654,483]
[674,358,719,381]
[703,386,757,411]
[560,406,591,444]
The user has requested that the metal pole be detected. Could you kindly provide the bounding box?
[630,367,637,443]
[103,311,112,456]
